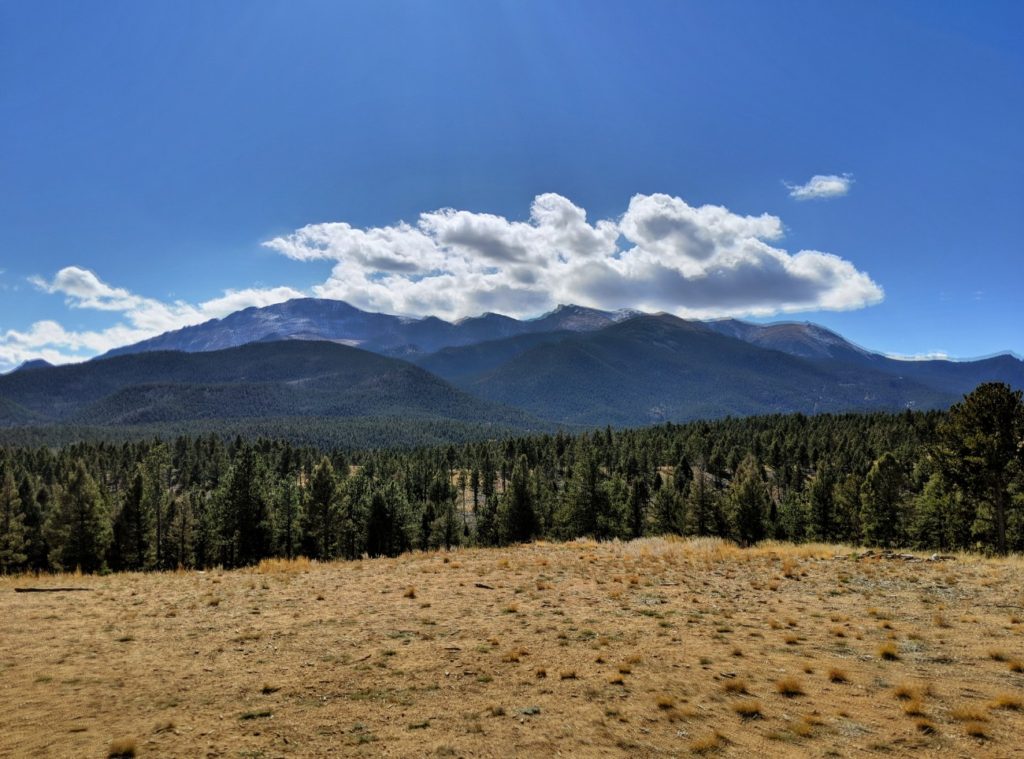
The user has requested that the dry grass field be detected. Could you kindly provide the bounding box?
[1,538,1023,758]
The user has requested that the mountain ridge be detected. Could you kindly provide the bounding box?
[3,298,1022,445]
[102,298,634,360]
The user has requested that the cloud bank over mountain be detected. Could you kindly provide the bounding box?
[1,191,883,371]
[264,192,882,321]
[1,269,301,369]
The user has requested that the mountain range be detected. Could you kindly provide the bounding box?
[102,299,636,359]
[2,298,1022,445]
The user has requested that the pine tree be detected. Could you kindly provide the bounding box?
[421,473,454,550]
[275,477,303,559]
[141,446,171,570]
[565,452,605,538]
[45,461,111,573]
[473,451,498,545]
[503,455,535,542]
[933,383,1024,554]
[861,453,905,548]
[673,455,692,493]
[627,477,650,538]
[366,481,410,557]
[112,470,149,571]
[832,473,863,544]
[219,446,273,567]
[0,469,28,573]
[17,475,46,571]
[686,465,720,536]
[727,455,768,547]
[807,464,837,542]
[166,491,195,568]
[653,485,686,535]
[305,456,338,559]
[339,473,369,559]
[910,473,956,551]
[599,475,629,540]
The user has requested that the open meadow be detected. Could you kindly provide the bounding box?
[2,538,1023,758]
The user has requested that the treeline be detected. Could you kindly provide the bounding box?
[0,383,1021,574]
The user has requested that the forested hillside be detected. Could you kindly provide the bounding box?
[0,340,543,435]
[1,383,1020,574]
[445,315,955,425]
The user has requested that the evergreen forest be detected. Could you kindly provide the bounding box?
[1,383,1021,574]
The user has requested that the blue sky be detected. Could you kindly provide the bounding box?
[1,0,1021,370]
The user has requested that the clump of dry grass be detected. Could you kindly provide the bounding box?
[950,704,989,722]
[688,730,726,754]
[535,667,546,679]
[787,719,814,738]
[403,585,416,599]
[990,692,1023,711]
[987,649,1008,662]
[828,668,848,683]
[559,670,577,680]
[893,682,918,700]
[877,642,900,660]
[964,721,989,739]
[902,699,927,717]
[775,677,804,697]
[655,694,676,709]
[107,738,137,758]
[722,678,748,694]
[502,647,527,663]
[731,699,762,719]
[1008,659,1024,673]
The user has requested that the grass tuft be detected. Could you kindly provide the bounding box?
[964,721,989,739]
[107,738,137,758]
[722,678,748,694]
[877,642,900,660]
[775,677,804,697]
[689,730,725,754]
[950,705,988,722]
[828,668,848,683]
[731,699,762,719]
[990,692,1023,711]
[902,699,926,717]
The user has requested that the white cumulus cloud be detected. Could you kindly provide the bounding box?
[263,191,882,321]
[2,191,885,371]
[786,174,854,200]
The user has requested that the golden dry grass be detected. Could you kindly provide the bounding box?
[0,537,1022,757]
